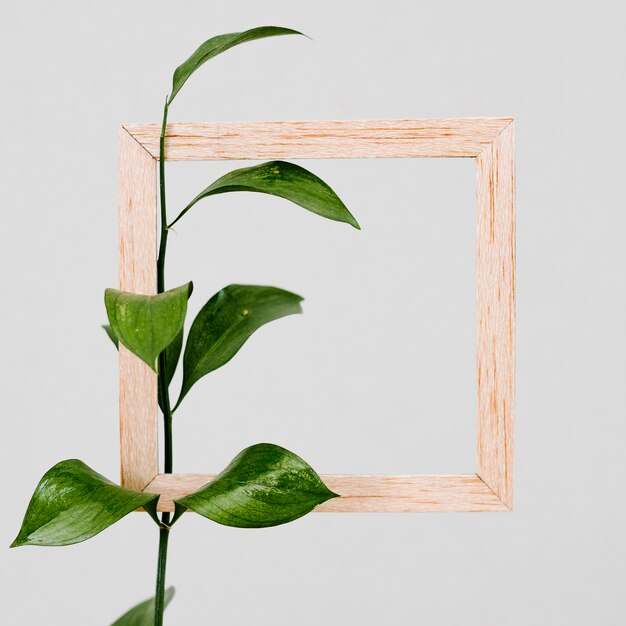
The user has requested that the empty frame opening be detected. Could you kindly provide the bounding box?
[163,157,476,474]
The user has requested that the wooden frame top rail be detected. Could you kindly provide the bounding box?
[118,118,515,513]
[123,118,513,160]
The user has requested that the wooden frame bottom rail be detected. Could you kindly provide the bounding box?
[145,474,510,513]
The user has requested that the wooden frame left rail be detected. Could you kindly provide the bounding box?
[119,128,158,492]
[119,118,515,512]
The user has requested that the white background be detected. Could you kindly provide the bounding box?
[1,1,625,624]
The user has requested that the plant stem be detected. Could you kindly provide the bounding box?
[157,97,169,295]
[154,524,170,626]
[157,96,173,473]
[155,96,172,626]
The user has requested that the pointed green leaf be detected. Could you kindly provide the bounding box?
[175,285,302,408]
[110,588,175,626]
[169,27,304,104]
[169,160,360,230]
[11,460,159,547]
[174,443,338,528]
[102,324,119,349]
[105,282,192,371]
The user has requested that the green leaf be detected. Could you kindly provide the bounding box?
[169,27,304,104]
[163,328,183,386]
[173,443,338,528]
[110,588,175,626]
[175,285,303,408]
[11,460,159,547]
[102,324,119,349]
[158,327,184,412]
[169,160,360,230]
[105,282,192,371]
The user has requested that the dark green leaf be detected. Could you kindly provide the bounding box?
[11,460,159,547]
[105,282,192,371]
[173,443,337,528]
[163,328,183,386]
[110,588,175,626]
[102,324,119,349]
[158,328,184,412]
[169,160,360,230]
[169,27,304,104]
[175,285,302,408]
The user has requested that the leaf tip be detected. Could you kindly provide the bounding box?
[317,480,340,505]
[346,213,361,230]
[10,530,34,548]
[102,324,119,349]
[263,26,309,39]
[326,488,341,501]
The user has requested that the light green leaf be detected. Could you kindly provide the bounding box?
[110,588,175,626]
[169,160,360,230]
[173,443,338,528]
[169,27,304,104]
[11,460,159,547]
[175,285,302,408]
[105,282,192,371]
[102,324,119,349]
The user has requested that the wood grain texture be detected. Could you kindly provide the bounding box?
[118,127,158,491]
[476,121,515,509]
[145,474,509,513]
[124,118,513,161]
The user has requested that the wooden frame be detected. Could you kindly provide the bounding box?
[118,118,515,513]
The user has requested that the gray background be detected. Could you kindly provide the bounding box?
[1,1,625,624]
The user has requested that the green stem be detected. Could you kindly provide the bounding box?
[155,96,172,626]
[157,98,169,295]
[157,96,173,473]
[154,524,170,626]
